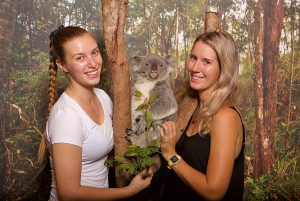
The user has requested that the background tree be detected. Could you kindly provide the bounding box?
[0,0,18,189]
[253,0,284,178]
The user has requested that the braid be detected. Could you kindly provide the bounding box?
[47,38,58,120]
[38,35,58,163]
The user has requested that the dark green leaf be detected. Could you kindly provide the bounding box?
[146,158,154,166]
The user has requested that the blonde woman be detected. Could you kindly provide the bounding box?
[160,32,244,201]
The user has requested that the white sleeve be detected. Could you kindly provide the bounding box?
[48,108,86,147]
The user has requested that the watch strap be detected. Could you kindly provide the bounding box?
[167,155,182,169]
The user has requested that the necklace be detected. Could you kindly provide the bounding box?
[192,105,200,124]
[192,104,204,124]
[69,87,99,117]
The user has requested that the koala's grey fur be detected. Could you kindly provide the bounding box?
[126,54,178,148]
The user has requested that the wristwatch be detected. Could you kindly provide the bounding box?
[167,155,182,169]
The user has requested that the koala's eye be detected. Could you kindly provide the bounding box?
[146,63,149,66]
[160,64,163,67]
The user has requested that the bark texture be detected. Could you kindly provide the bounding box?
[205,12,221,32]
[260,0,284,175]
[101,0,132,187]
[253,0,284,178]
[253,0,264,179]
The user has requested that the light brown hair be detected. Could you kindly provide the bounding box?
[38,26,90,163]
[190,32,239,136]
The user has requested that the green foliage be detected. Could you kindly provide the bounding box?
[105,140,159,178]
[244,152,300,201]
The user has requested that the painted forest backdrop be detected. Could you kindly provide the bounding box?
[0,0,300,200]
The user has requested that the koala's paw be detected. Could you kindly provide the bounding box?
[135,115,147,135]
[152,120,163,131]
[148,128,161,151]
[125,128,148,148]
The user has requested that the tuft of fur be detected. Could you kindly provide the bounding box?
[126,54,178,148]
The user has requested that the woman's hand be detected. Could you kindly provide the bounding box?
[127,166,153,194]
[159,121,178,161]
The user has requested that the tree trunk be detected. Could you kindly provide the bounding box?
[101,0,132,188]
[260,0,284,175]
[0,0,18,186]
[205,12,220,32]
[253,0,284,178]
[253,0,264,179]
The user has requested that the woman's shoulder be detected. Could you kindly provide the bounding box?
[94,88,112,102]
[216,106,241,118]
[49,93,85,122]
[212,107,242,127]
[94,88,113,114]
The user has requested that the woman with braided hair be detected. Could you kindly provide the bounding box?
[38,25,152,201]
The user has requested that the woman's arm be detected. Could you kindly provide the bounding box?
[160,108,243,200]
[52,143,152,201]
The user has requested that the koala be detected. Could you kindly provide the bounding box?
[125,54,178,148]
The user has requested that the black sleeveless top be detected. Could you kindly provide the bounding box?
[162,107,245,201]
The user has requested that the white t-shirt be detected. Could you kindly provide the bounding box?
[46,88,114,201]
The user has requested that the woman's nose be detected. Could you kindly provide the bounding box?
[191,61,202,72]
[87,57,96,68]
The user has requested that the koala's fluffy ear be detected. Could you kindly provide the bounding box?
[131,56,144,65]
[165,55,178,68]
[165,55,178,76]
[131,56,145,72]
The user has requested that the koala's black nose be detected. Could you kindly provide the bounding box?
[151,62,157,70]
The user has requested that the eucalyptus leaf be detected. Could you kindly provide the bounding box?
[128,167,135,175]
[146,158,154,166]
[114,156,125,162]
[149,91,157,103]
[135,90,143,98]
[119,164,131,170]
[136,103,145,110]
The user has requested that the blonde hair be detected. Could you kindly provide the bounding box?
[38,26,90,163]
[190,32,239,136]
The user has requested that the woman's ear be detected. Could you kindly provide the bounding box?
[56,60,68,72]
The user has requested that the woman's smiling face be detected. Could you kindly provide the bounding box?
[58,33,102,88]
[188,41,220,97]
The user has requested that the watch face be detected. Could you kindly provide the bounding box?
[170,155,179,163]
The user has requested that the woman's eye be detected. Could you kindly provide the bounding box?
[190,56,197,61]
[92,50,99,55]
[204,60,211,65]
[76,56,83,60]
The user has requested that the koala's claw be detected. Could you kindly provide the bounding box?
[135,118,147,135]
[125,128,134,135]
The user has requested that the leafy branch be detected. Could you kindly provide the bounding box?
[105,140,159,178]
[135,90,157,143]
[105,90,159,178]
